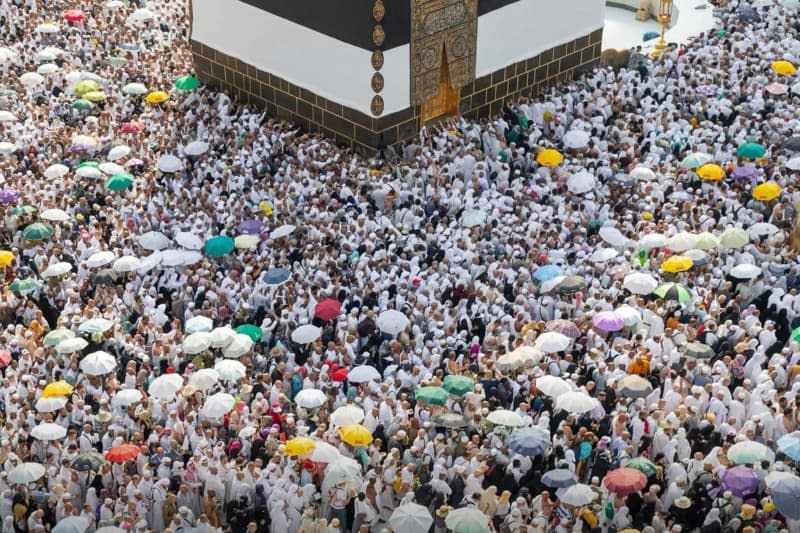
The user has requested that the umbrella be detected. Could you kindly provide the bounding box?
[324,457,361,486]
[590,248,618,263]
[777,432,800,461]
[390,503,433,532]
[77,318,114,334]
[215,360,246,381]
[377,309,410,334]
[444,507,490,533]
[557,483,597,506]
[339,424,373,446]
[0,250,13,267]
[563,130,590,149]
[507,426,551,456]
[720,227,749,249]
[270,224,297,239]
[35,396,68,413]
[205,236,235,257]
[175,75,201,91]
[43,381,73,398]
[486,409,523,427]
[625,457,658,477]
[610,173,635,187]
[185,316,214,333]
[567,170,595,194]
[556,275,588,294]
[188,369,220,392]
[496,351,526,371]
[237,219,264,234]
[234,324,262,343]
[748,222,780,238]
[285,436,317,456]
[111,389,143,408]
[681,152,713,169]
[732,164,760,178]
[182,332,212,354]
[599,227,627,247]
[292,324,322,344]
[8,463,46,484]
[105,444,141,463]
[539,277,565,294]
[112,256,141,273]
[614,305,642,327]
[770,474,800,520]
[44,328,74,347]
[534,331,571,353]
[545,319,580,338]
[696,163,725,181]
[37,63,59,75]
[415,386,449,405]
[533,265,563,282]
[720,465,759,497]
[542,469,578,488]
[184,141,209,156]
[772,60,796,75]
[442,375,475,396]
[730,263,762,279]
[76,166,102,178]
[107,145,131,161]
[234,235,259,249]
[630,166,656,180]
[432,413,469,428]
[19,72,44,86]
[41,262,72,278]
[592,311,625,332]
[727,440,773,465]
[22,222,54,241]
[122,82,148,95]
[738,142,766,160]
[31,422,67,441]
[461,209,487,227]
[693,232,720,250]
[623,273,659,294]
[603,468,648,495]
[681,341,714,359]
[0,111,17,122]
[315,299,342,321]
[295,389,327,409]
[138,231,170,250]
[80,351,116,376]
[52,517,89,533]
[535,375,572,398]
[653,282,691,303]
[786,137,800,152]
[83,91,107,103]
[223,333,254,358]
[0,143,18,156]
[86,250,116,268]
[70,452,106,472]
[617,375,653,399]
[56,337,88,354]
[145,91,170,105]
[666,232,697,252]
[175,232,204,250]
[330,404,365,426]
[148,374,184,399]
[40,208,70,222]
[262,267,291,285]
[556,391,597,413]
[200,392,236,419]
[8,279,39,293]
[209,326,237,348]
[156,154,183,172]
[536,148,563,167]
[766,82,788,95]
[661,256,693,273]
[344,365,378,384]
[737,6,760,21]
[753,182,781,201]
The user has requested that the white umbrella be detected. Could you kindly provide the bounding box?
[270,224,296,239]
[534,331,571,353]
[389,503,434,532]
[35,23,60,34]
[77,318,114,334]
[185,315,214,333]
[787,157,800,170]
[0,48,14,64]
[693,232,720,251]
[330,404,365,426]
[540,275,566,293]
[215,360,246,381]
[0,142,19,155]
[43,165,69,179]
[157,155,184,173]
[306,441,341,463]
[148,374,184,399]
[567,170,595,194]
[19,72,44,86]
[223,333,254,358]
[183,332,212,354]
[8,463,46,484]
[748,222,780,237]
[57,337,88,354]
[486,409,523,427]
[80,351,117,376]
[138,231,170,251]
[111,389,143,408]
[40,208,70,221]
[175,232,204,250]
[200,392,235,419]
[31,422,67,441]
[563,130,590,149]
[730,264,762,279]
[41,262,72,278]
[35,396,68,413]
[37,62,61,73]
[112,256,141,273]
[52,516,89,533]
[445,508,490,533]
[348,365,381,383]
[535,375,572,398]
[128,7,155,24]
[556,391,597,413]
[666,231,697,252]
[557,483,597,506]
[188,368,220,391]
[107,145,131,161]
[630,166,656,180]
[86,251,116,268]
[376,310,410,335]
[461,209,487,227]
[508,345,542,364]
[184,141,209,156]
[209,326,237,348]
[99,162,125,175]
[239,426,257,438]
[496,351,525,371]
[0,111,16,122]
[614,304,642,327]
[76,166,102,178]
[598,226,627,247]
[292,324,322,344]
[324,457,361,486]
[590,248,618,263]
[622,272,658,294]
[294,389,327,409]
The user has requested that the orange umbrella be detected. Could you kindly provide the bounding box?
[105,444,141,463]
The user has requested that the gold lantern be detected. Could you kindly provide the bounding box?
[650,0,673,59]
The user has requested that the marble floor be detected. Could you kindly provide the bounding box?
[603,0,716,52]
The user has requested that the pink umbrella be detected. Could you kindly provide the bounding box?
[766,82,788,95]
[64,10,85,22]
[591,311,625,332]
[545,319,581,338]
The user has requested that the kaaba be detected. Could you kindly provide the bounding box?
[190,0,605,152]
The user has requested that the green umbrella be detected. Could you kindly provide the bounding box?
[22,222,54,241]
[43,328,76,347]
[78,161,100,168]
[175,75,201,91]
[737,142,766,159]
[11,205,36,216]
[442,375,475,396]
[106,173,134,191]
[792,327,800,342]
[626,457,658,477]
[234,324,262,342]
[106,56,127,67]
[204,235,234,257]
[8,279,39,293]
[415,386,449,406]
[652,282,691,304]
[72,99,94,111]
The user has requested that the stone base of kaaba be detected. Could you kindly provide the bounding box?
[191,28,602,154]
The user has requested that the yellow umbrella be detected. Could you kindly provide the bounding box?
[772,60,797,76]
[661,255,694,273]
[42,380,73,398]
[83,91,107,102]
[145,91,169,104]
[339,424,373,447]
[536,148,564,167]
[259,201,273,216]
[696,163,725,181]
[74,80,100,96]
[284,436,317,457]
[0,250,14,267]
[753,182,782,202]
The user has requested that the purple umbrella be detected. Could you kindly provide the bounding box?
[0,189,20,203]
[732,165,759,179]
[545,319,581,338]
[237,220,264,235]
[720,465,759,497]
[591,311,625,332]
[696,85,717,96]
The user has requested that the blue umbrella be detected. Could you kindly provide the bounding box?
[542,469,577,488]
[534,265,563,282]
[506,427,550,457]
[643,31,660,42]
[738,7,760,21]
[262,268,291,286]
[777,432,800,461]
[771,475,800,520]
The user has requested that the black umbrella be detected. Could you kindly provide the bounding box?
[785,137,800,151]
[738,7,760,22]
[70,451,106,472]
[556,275,588,294]
[609,173,635,187]
[93,268,118,286]
[682,341,714,359]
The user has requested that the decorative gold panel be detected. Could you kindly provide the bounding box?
[410,0,477,106]
[371,50,385,70]
[371,72,385,93]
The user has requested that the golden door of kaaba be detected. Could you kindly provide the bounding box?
[410,0,478,123]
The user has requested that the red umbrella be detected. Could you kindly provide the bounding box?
[120,121,144,134]
[314,299,342,321]
[0,350,10,368]
[603,468,647,495]
[105,444,141,463]
[64,10,85,22]
[332,368,348,382]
